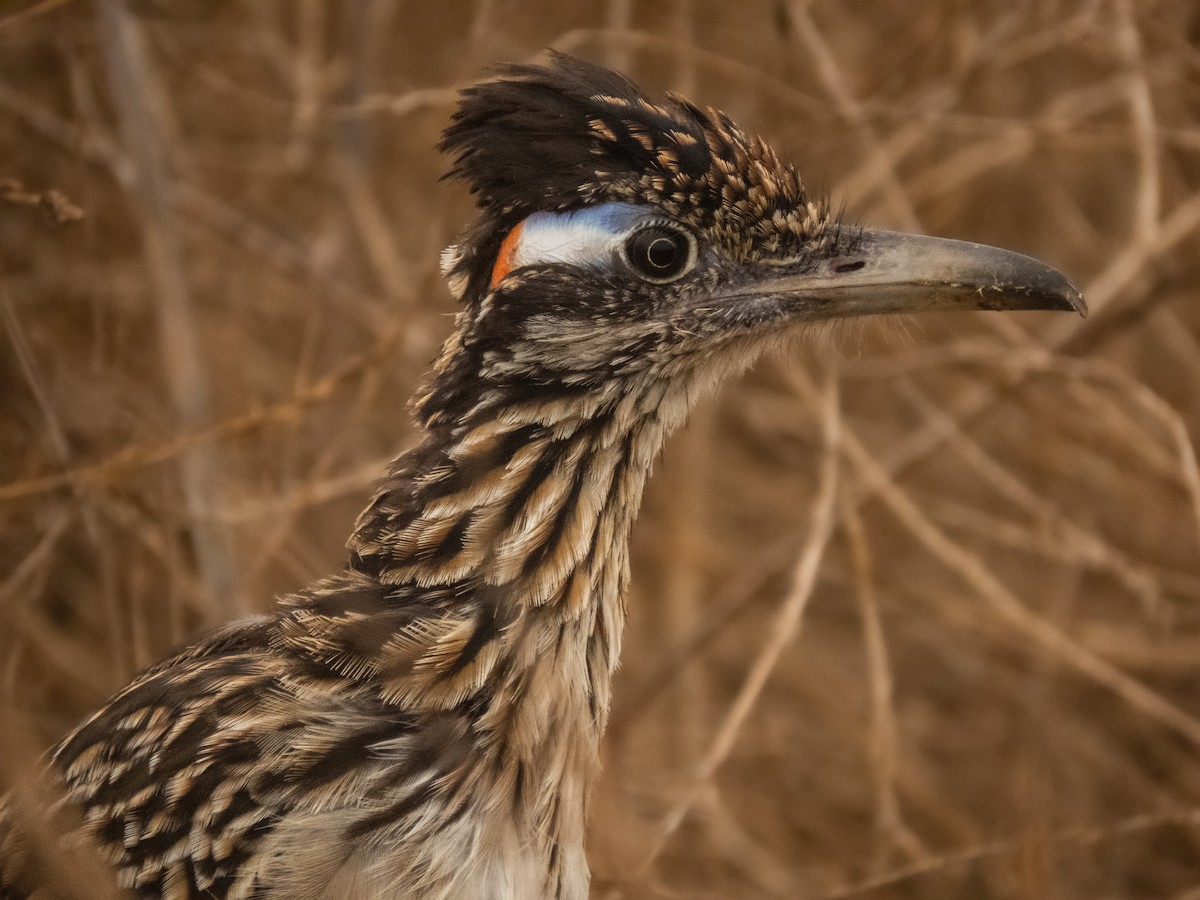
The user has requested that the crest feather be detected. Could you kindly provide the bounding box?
[438,52,830,304]
[440,52,712,218]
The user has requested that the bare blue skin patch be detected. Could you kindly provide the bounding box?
[516,203,685,272]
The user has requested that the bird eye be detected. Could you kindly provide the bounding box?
[623,224,695,283]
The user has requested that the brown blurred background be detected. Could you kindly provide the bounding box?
[3,1,1200,897]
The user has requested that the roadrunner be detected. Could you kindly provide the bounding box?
[0,53,1084,899]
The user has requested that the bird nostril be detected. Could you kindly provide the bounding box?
[835,260,866,273]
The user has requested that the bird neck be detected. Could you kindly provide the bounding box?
[275,364,720,894]
[339,376,695,737]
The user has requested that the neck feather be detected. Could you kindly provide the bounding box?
[325,377,693,731]
[269,352,743,897]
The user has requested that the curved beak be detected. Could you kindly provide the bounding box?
[723,229,1086,321]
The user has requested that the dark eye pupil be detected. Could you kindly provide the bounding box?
[627,226,691,281]
[646,237,677,269]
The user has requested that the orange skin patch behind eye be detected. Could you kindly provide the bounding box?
[489,220,525,289]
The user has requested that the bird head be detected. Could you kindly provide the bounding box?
[420,53,1084,428]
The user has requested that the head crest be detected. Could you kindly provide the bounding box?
[440,52,829,268]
